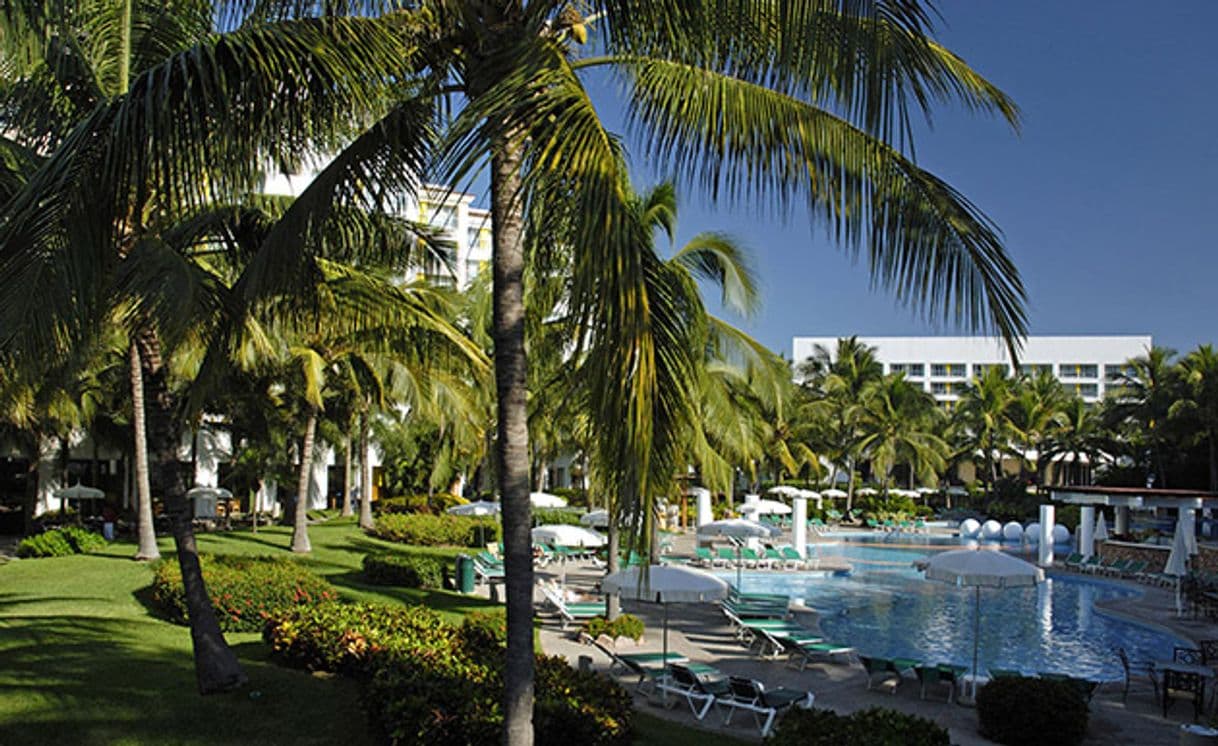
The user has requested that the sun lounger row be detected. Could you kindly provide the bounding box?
[864,518,928,533]
[858,656,967,701]
[720,604,855,667]
[693,545,818,570]
[657,662,814,737]
[1061,553,1166,584]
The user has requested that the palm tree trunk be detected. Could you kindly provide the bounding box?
[291,408,317,553]
[136,329,246,693]
[491,145,534,746]
[845,455,855,514]
[605,523,620,620]
[129,343,160,561]
[341,432,354,517]
[358,411,374,530]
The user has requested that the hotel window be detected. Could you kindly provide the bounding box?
[1105,364,1134,382]
[465,259,484,281]
[1061,364,1098,379]
[939,400,956,412]
[931,363,966,378]
[931,381,955,395]
[890,363,924,378]
[1072,383,1099,398]
[974,364,1010,377]
[466,227,480,250]
[426,205,457,231]
[1021,363,1053,376]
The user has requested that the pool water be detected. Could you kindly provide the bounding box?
[722,541,1186,680]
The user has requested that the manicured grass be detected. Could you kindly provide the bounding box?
[0,518,738,744]
[633,712,751,745]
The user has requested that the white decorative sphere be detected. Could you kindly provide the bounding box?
[959,518,981,538]
[1053,524,1071,544]
[1024,523,1041,543]
[1002,521,1024,541]
[981,520,1003,540]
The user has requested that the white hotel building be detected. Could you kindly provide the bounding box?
[791,335,1153,406]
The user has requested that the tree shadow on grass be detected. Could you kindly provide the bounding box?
[0,616,374,746]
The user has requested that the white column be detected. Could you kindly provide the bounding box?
[793,497,808,558]
[696,491,712,527]
[1038,504,1055,566]
[1079,506,1095,558]
[308,446,331,509]
[36,435,62,515]
[1115,505,1129,534]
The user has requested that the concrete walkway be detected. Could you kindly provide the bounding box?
[522,530,1218,745]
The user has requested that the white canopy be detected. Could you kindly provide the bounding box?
[602,564,729,604]
[917,486,939,495]
[54,483,104,500]
[821,488,848,499]
[856,487,878,497]
[924,548,1044,589]
[891,488,921,498]
[579,509,610,528]
[738,499,792,516]
[696,518,780,540]
[531,524,605,547]
[766,485,802,497]
[529,492,569,508]
[447,501,501,516]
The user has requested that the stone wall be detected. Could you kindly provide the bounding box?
[1095,540,1171,573]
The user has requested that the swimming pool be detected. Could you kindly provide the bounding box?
[721,541,1187,680]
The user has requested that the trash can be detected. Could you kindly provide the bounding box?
[456,554,475,594]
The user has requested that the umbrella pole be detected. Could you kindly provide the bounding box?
[972,586,981,698]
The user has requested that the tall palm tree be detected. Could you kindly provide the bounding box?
[0,2,1028,736]
[857,374,947,491]
[1041,397,1108,486]
[1105,346,1180,487]
[1010,370,1067,485]
[1172,345,1218,491]
[954,365,1017,489]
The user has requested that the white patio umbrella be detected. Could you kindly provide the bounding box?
[1093,513,1109,542]
[917,486,939,495]
[54,482,104,500]
[697,518,780,589]
[856,487,878,497]
[185,486,233,500]
[767,485,802,497]
[1165,517,1192,616]
[796,489,823,508]
[738,499,792,516]
[602,564,729,669]
[529,491,568,508]
[447,500,502,516]
[922,548,1044,698]
[531,524,605,548]
[821,488,848,500]
[579,509,610,528]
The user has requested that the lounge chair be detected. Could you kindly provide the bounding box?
[1100,558,1131,577]
[916,663,964,702]
[1061,552,1085,570]
[779,636,856,670]
[538,583,605,629]
[778,546,805,570]
[989,668,1025,680]
[721,676,814,737]
[717,547,740,567]
[749,624,823,658]
[694,547,715,567]
[473,554,506,584]
[764,548,786,568]
[859,656,920,693]
[591,639,686,694]
[1121,560,1149,579]
[741,547,765,569]
[1077,555,1104,573]
[659,663,731,720]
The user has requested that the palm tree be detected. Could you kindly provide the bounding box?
[1041,397,1108,486]
[954,365,1018,489]
[1105,346,1180,487]
[0,2,1029,736]
[857,374,947,491]
[1010,370,1068,485]
[1172,345,1218,491]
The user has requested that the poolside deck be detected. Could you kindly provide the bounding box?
[530,529,1218,745]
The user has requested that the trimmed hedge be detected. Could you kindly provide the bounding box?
[151,554,337,632]
[369,513,499,547]
[583,614,644,642]
[766,707,949,746]
[362,553,445,589]
[532,508,583,526]
[16,526,107,558]
[378,493,466,515]
[976,677,1089,746]
[264,601,631,745]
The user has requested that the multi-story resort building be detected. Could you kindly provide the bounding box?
[791,335,1153,406]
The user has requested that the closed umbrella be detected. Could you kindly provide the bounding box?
[922,548,1044,700]
[1093,513,1109,543]
[697,518,780,590]
[529,492,568,508]
[1165,518,1192,616]
[602,565,729,671]
[580,509,610,528]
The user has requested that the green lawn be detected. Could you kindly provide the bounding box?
[0,519,745,745]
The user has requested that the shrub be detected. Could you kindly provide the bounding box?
[362,553,445,589]
[370,513,500,547]
[151,554,336,632]
[532,508,583,526]
[264,601,632,745]
[976,677,1088,746]
[379,493,467,515]
[766,707,949,746]
[16,526,107,558]
[583,614,645,642]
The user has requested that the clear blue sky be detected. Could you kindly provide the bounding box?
[582,0,1218,360]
